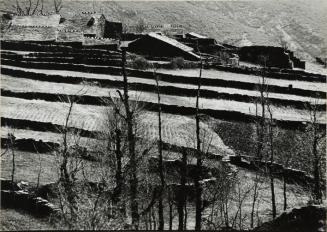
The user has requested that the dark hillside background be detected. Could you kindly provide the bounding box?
[1,0,326,61]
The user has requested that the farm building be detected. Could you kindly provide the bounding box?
[58,12,106,38]
[127,32,200,61]
[1,14,60,42]
[58,12,122,39]
[175,32,224,54]
[239,46,305,69]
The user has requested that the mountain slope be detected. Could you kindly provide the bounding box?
[1,0,326,61]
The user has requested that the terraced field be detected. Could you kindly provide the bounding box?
[1,46,325,229]
[1,96,233,156]
[1,48,326,154]
[1,47,326,149]
[157,68,327,92]
[2,66,325,124]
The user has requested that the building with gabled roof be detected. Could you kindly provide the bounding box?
[58,12,106,38]
[127,32,200,61]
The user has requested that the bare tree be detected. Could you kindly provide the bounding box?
[118,49,139,229]
[57,96,79,225]
[54,0,63,14]
[250,55,269,228]
[178,150,187,230]
[135,18,147,33]
[306,99,326,203]
[267,102,276,219]
[14,0,43,16]
[194,41,204,230]
[154,69,165,230]
[8,133,16,191]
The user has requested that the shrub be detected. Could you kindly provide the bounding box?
[170,57,185,69]
[129,55,150,70]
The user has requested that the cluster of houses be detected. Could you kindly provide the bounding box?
[1,12,122,43]
[1,12,305,69]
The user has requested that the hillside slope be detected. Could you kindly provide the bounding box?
[1,0,326,61]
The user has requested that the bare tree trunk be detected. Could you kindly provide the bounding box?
[184,203,188,230]
[313,128,322,203]
[168,190,173,230]
[251,63,267,228]
[9,134,16,191]
[115,128,122,202]
[59,98,78,223]
[283,174,287,210]
[250,185,257,228]
[36,148,42,189]
[155,72,165,230]
[195,46,203,231]
[121,49,139,229]
[31,0,40,15]
[151,206,157,230]
[269,129,276,218]
[178,150,187,231]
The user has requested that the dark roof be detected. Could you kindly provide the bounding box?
[128,32,200,60]
[148,32,194,52]
[147,32,200,59]
[1,25,57,41]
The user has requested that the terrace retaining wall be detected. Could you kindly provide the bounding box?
[2,68,323,110]
[209,64,325,83]
[2,59,325,99]
[3,89,324,131]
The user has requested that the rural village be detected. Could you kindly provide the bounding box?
[0,0,326,231]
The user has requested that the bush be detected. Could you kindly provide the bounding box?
[129,55,150,70]
[170,57,185,69]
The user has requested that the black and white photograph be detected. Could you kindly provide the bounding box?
[0,0,326,231]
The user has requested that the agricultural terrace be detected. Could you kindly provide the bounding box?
[1,42,326,231]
